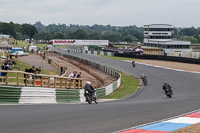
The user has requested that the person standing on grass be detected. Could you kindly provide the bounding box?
[2,59,10,68]
[1,63,10,76]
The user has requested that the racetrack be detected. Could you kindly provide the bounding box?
[1,51,200,133]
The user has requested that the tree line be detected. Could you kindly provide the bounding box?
[177,27,200,44]
[1,21,200,44]
[33,21,144,43]
[0,22,37,41]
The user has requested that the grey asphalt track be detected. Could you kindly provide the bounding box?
[1,50,200,133]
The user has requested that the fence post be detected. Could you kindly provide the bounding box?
[25,74,27,86]
[48,77,50,88]
[54,77,56,88]
[60,78,62,88]
[33,74,35,87]
[6,74,8,85]
[65,79,67,89]
[41,76,43,87]
[17,73,19,86]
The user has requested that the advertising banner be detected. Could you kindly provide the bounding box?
[52,40,109,46]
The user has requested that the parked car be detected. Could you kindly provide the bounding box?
[11,51,29,56]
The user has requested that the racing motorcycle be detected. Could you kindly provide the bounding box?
[132,61,136,67]
[85,90,98,104]
[165,88,173,98]
[142,78,148,86]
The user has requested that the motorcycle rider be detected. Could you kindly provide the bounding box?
[84,81,95,101]
[140,74,147,81]
[132,60,136,67]
[163,82,173,95]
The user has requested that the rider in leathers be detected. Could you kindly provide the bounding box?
[163,82,173,95]
[84,81,95,97]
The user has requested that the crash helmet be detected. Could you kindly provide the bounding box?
[86,81,91,85]
[164,82,167,84]
[142,74,144,76]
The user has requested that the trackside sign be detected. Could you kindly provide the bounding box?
[51,40,109,46]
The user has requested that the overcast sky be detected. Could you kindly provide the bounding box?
[0,0,199,27]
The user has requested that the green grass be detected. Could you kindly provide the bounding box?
[98,55,142,61]
[16,40,29,47]
[35,44,48,49]
[56,45,68,49]
[104,72,140,99]
[98,55,141,99]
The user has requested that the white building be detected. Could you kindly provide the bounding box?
[144,24,192,54]
[0,34,10,38]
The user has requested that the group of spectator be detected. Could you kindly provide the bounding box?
[68,71,82,79]
[24,66,42,83]
[68,71,82,88]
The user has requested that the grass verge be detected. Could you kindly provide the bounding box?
[104,72,140,99]
[98,55,142,61]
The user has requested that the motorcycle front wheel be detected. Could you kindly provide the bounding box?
[94,98,98,104]
[86,95,92,104]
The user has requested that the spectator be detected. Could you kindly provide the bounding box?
[24,66,35,84]
[73,71,77,78]
[77,72,82,78]
[60,66,64,76]
[26,66,35,73]
[35,66,41,74]
[68,71,74,78]
[2,59,10,68]
[68,71,76,82]
[76,72,82,88]
[9,54,12,59]
[1,63,9,77]
[35,70,40,79]
[15,54,18,59]
[35,66,41,79]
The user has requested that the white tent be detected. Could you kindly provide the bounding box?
[29,46,38,52]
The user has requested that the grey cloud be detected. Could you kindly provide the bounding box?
[0,0,200,27]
